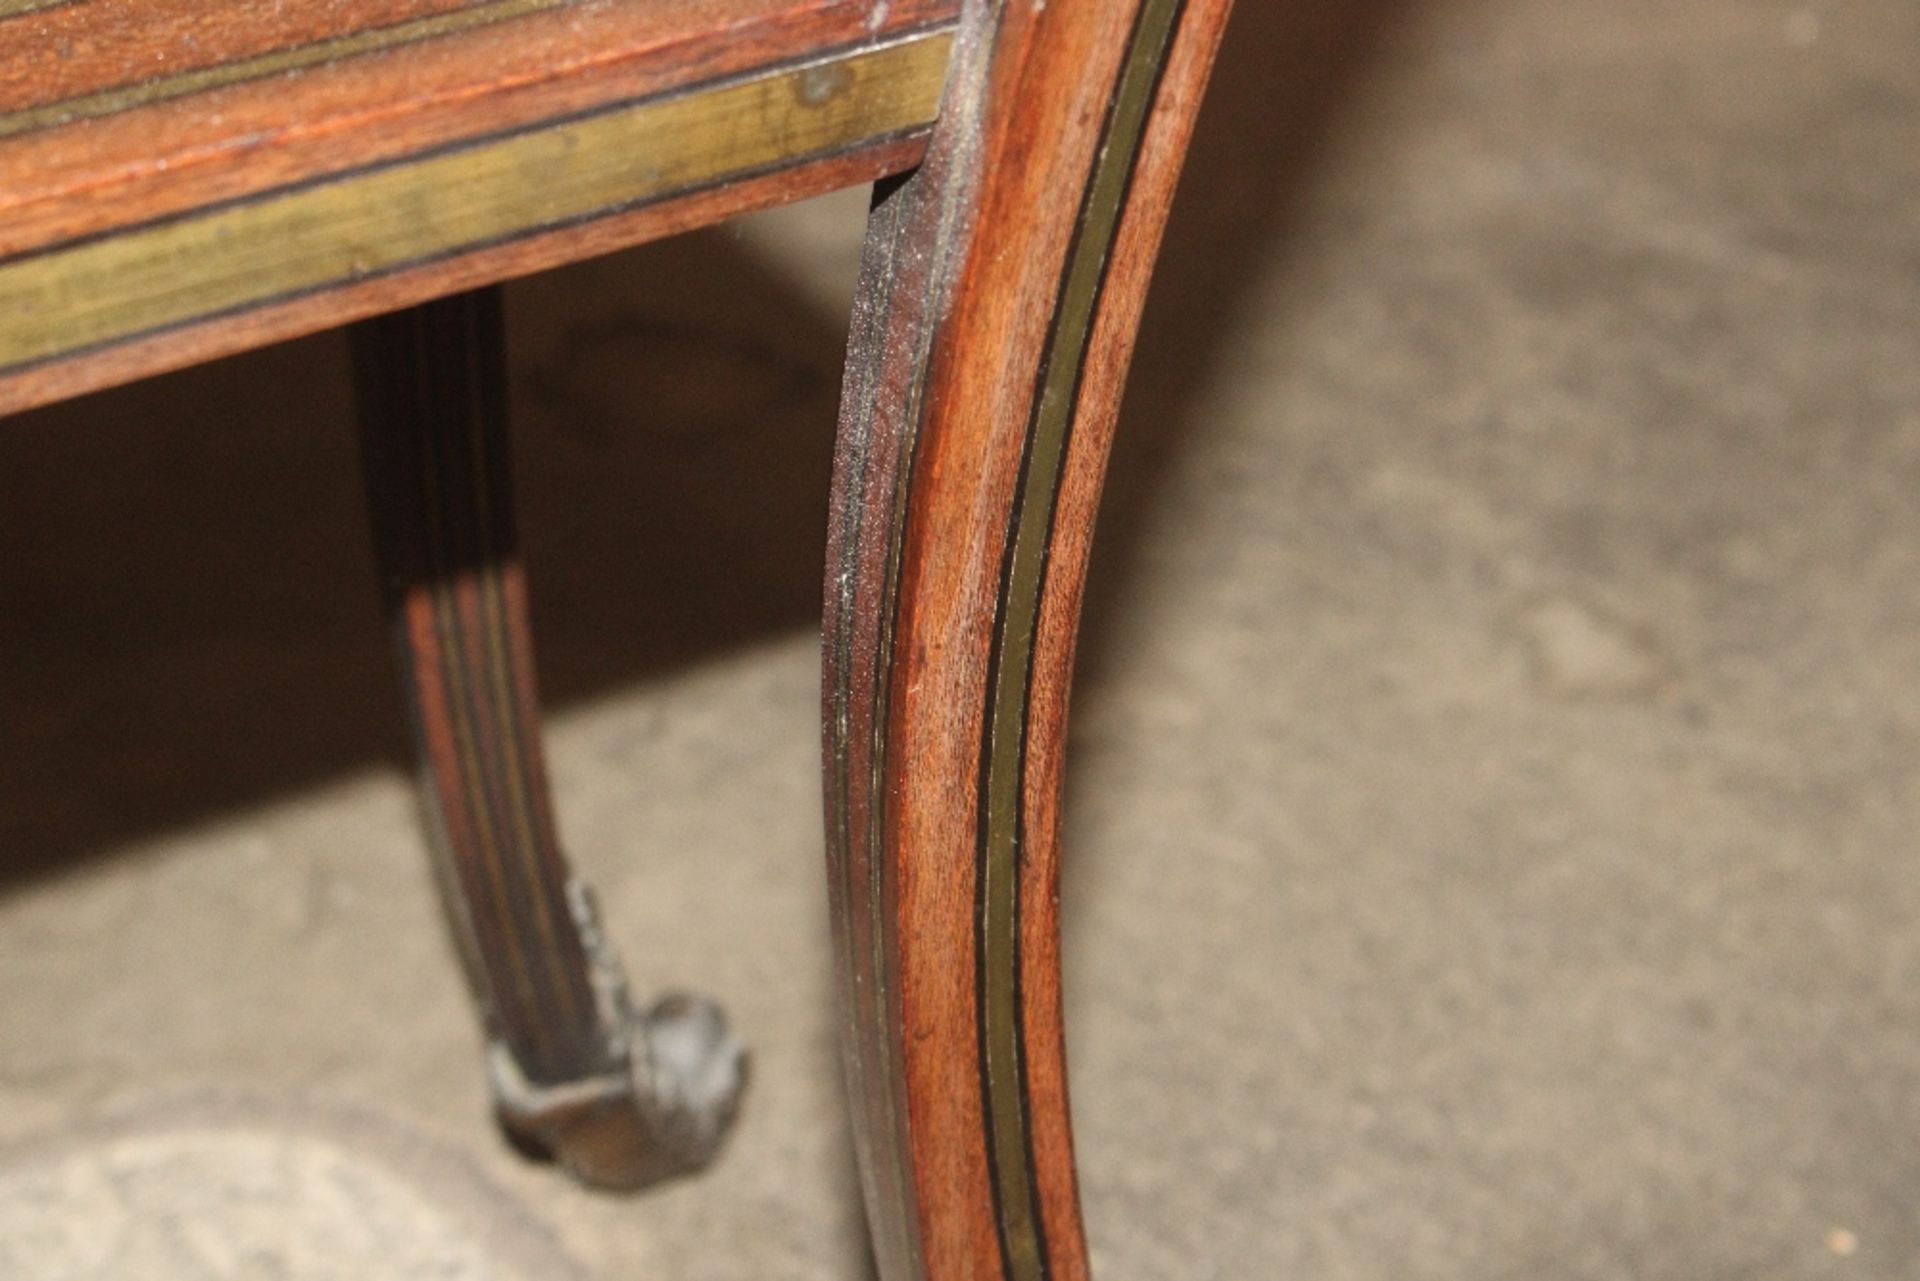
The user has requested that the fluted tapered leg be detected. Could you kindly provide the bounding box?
[353,287,745,1191]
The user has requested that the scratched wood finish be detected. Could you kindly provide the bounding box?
[0,0,959,415]
[823,0,1233,1276]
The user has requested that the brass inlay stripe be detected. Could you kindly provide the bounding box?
[0,0,571,139]
[977,1,1185,1278]
[0,28,952,375]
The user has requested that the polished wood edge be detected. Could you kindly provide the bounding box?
[0,38,944,417]
[824,0,1234,1276]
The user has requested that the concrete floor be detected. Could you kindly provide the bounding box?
[3,0,1917,1276]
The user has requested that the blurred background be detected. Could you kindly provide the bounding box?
[2,0,1917,1276]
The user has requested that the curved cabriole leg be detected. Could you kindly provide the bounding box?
[824,1,1234,1277]
[352,288,745,1191]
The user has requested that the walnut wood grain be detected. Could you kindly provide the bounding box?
[823,0,1234,1276]
[0,0,958,414]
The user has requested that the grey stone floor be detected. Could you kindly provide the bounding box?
[3,0,1917,1276]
